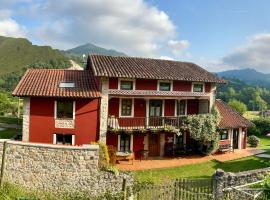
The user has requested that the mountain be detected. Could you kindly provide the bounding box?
[0,36,70,75]
[217,68,270,88]
[64,43,126,57]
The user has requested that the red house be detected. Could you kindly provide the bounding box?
[13,55,252,157]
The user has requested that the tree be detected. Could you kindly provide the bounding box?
[228,99,247,115]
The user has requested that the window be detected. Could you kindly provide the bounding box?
[193,83,204,92]
[54,133,74,145]
[59,82,75,88]
[219,130,229,140]
[120,134,131,152]
[56,101,74,119]
[120,80,133,90]
[177,100,186,116]
[121,99,133,116]
[159,82,171,91]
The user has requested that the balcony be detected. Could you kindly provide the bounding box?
[107,116,187,132]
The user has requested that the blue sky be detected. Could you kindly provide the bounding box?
[1,0,270,72]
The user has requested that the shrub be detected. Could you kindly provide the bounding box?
[249,118,270,136]
[247,135,260,147]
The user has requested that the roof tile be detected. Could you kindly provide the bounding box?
[12,69,100,98]
[89,55,225,83]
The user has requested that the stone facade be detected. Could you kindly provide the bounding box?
[214,168,270,197]
[22,97,30,142]
[0,140,133,197]
[99,77,109,143]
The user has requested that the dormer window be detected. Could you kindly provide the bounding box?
[193,83,204,92]
[120,80,133,90]
[159,82,171,91]
[59,82,75,88]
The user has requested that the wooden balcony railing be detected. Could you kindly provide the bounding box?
[107,116,187,131]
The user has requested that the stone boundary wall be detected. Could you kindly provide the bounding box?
[0,140,133,197]
[214,168,270,197]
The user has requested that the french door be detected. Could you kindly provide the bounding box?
[149,100,163,126]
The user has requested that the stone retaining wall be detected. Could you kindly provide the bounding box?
[214,168,270,197]
[0,140,133,197]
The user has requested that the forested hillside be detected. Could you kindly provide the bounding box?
[0,36,71,91]
[217,78,270,111]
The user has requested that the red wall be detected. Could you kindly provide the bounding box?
[29,97,99,145]
[108,98,120,117]
[219,139,231,145]
[165,100,175,116]
[106,134,118,147]
[109,78,118,89]
[136,79,157,90]
[242,128,247,149]
[205,83,212,93]
[133,134,145,159]
[173,81,192,91]
[187,99,199,114]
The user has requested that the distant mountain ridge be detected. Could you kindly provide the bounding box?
[217,68,270,88]
[64,43,126,57]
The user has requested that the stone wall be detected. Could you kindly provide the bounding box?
[214,168,270,197]
[0,140,133,197]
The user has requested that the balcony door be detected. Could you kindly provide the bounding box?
[149,100,163,127]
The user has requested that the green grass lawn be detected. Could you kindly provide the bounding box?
[243,111,261,120]
[135,156,270,183]
[0,128,20,139]
[0,116,22,124]
[257,135,270,150]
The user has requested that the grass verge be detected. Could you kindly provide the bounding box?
[134,156,270,183]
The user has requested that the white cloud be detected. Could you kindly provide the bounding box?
[167,39,190,57]
[222,33,270,73]
[159,56,174,60]
[0,18,26,38]
[29,0,176,56]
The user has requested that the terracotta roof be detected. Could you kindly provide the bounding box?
[12,69,100,98]
[215,99,253,129]
[109,89,210,98]
[89,55,225,83]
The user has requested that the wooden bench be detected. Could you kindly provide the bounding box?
[116,152,134,164]
[219,144,233,153]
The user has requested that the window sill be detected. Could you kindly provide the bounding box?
[55,119,75,129]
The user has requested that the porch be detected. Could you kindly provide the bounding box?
[117,148,265,171]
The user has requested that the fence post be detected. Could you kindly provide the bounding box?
[122,178,127,200]
[0,141,7,187]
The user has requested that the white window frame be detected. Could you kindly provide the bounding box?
[219,129,230,141]
[119,98,134,118]
[54,100,76,120]
[157,80,173,91]
[192,82,205,93]
[53,133,75,145]
[118,78,135,90]
[117,134,133,152]
[175,99,187,116]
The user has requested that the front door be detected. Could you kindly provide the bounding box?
[233,129,239,149]
[149,100,163,126]
[148,134,160,157]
